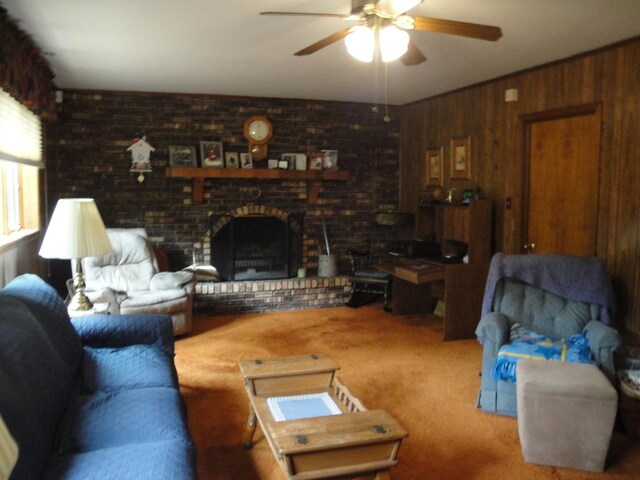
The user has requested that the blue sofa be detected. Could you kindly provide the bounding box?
[0,274,196,479]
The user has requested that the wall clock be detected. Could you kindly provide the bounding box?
[243,115,273,161]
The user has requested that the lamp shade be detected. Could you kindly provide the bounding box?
[379,25,409,62]
[39,198,112,259]
[0,415,18,479]
[345,25,375,62]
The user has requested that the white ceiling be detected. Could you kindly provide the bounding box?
[4,0,640,105]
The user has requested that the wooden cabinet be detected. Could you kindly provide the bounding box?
[443,207,469,243]
[382,198,492,340]
[415,198,491,264]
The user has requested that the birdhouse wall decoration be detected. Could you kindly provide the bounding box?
[127,136,155,183]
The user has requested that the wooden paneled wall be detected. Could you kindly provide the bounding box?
[399,37,640,344]
[0,234,43,288]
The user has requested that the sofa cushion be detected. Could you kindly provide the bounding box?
[82,344,178,392]
[1,273,82,370]
[72,314,174,356]
[58,388,190,453]
[44,439,196,480]
[0,296,78,480]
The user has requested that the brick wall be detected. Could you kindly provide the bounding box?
[51,90,404,311]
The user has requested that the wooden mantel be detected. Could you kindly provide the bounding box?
[165,167,349,204]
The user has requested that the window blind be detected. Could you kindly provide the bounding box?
[0,88,43,168]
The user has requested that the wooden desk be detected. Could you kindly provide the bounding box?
[377,259,488,341]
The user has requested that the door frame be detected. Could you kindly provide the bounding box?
[519,102,603,254]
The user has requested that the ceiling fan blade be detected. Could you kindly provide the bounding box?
[402,40,427,66]
[260,11,350,20]
[413,16,502,41]
[294,28,352,56]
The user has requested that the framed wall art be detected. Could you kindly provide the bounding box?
[281,153,297,170]
[425,147,444,187]
[225,151,239,168]
[309,152,323,170]
[240,152,253,169]
[169,145,197,167]
[322,150,339,171]
[200,141,224,167]
[450,136,471,180]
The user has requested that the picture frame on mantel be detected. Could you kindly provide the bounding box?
[200,141,224,168]
[169,145,197,167]
[450,136,471,180]
[425,147,444,187]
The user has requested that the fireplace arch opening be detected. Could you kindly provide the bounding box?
[210,206,303,281]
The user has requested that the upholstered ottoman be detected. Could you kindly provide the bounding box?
[516,360,618,472]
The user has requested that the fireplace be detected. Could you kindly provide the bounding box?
[210,206,303,281]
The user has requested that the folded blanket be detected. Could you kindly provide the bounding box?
[481,253,615,324]
[492,325,596,382]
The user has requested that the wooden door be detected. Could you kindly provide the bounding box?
[524,106,601,255]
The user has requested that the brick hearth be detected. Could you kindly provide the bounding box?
[194,276,351,315]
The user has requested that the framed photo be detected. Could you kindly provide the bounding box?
[322,150,339,171]
[268,159,279,169]
[462,188,474,205]
[450,136,471,180]
[240,152,253,169]
[295,153,307,171]
[169,146,197,167]
[281,153,297,170]
[200,141,224,168]
[425,147,443,187]
[225,151,239,168]
[309,152,323,170]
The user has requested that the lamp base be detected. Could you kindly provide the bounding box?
[69,262,93,311]
[68,290,93,311]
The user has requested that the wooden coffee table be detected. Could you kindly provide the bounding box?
[239,354,408,480]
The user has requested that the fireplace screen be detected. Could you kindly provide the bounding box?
[210,213,303,281]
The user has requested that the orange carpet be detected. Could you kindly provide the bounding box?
[174,304,640,479]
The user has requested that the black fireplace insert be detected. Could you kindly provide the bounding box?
[210,212,303,281]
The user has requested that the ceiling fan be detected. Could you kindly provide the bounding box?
[261,0,502,65]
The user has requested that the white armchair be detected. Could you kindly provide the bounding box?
[80,228,195,335]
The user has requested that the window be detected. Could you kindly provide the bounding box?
[0,160,39,236]
[0,88,42,244]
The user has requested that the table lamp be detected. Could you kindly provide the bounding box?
[39,198,112,311]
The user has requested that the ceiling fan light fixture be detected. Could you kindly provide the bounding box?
[375,0,423,17]
[379,25,409,62]
[345,25,375,62]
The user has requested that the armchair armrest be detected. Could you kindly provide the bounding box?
[72,314,175,356]
[583,319,621,383]
[150,271,194,291]
[475,312,510,347]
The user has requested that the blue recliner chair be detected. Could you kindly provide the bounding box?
[475,253,621,416]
